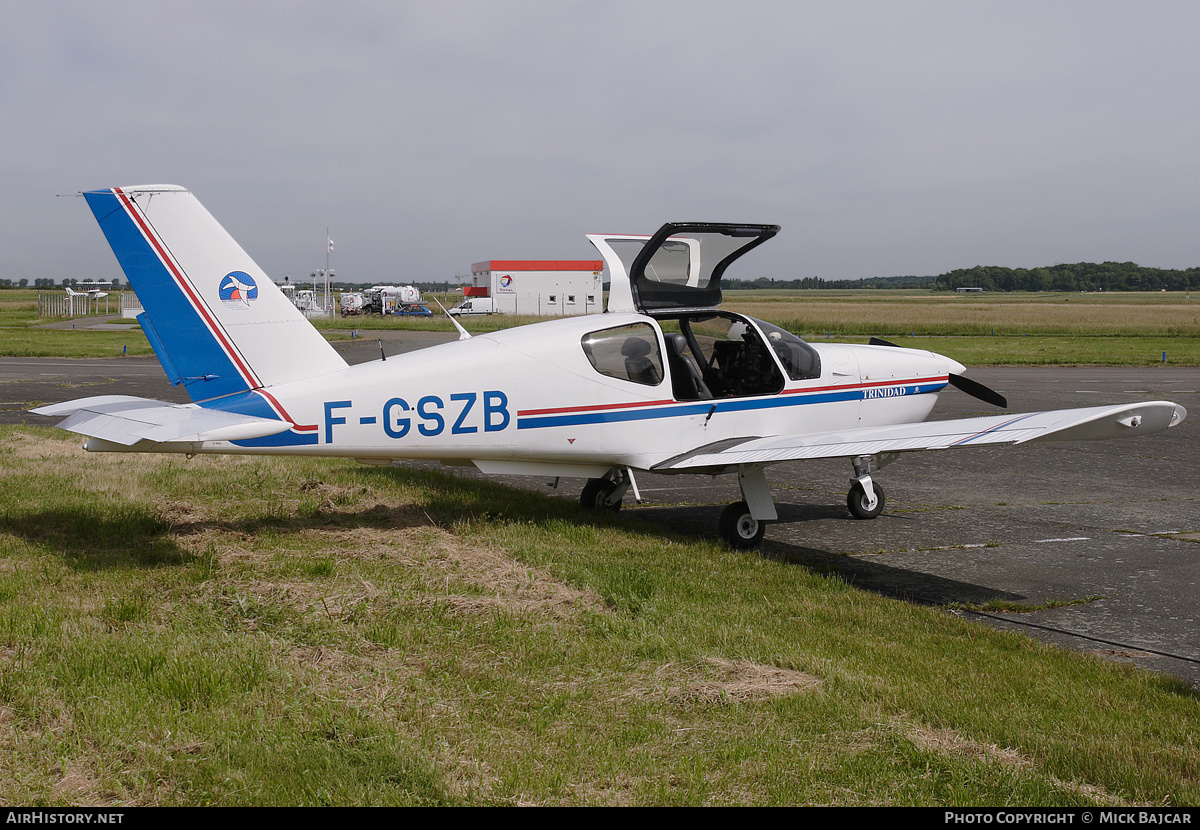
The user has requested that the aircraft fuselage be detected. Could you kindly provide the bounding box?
[98,313,955,481]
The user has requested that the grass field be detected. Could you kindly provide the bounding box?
[6,288,1198,365]
[0,294,152,358]
[1,428,1197,806]
[720,289,1200,365]
[723,288,1200,337]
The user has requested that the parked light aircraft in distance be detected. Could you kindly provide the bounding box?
[63,280,112,316]
[71,279,112,298]
[35,185,1188,547]
[64,282,111,302]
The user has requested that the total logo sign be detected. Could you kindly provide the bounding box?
[219,271,259,306]
[497,274,515,293]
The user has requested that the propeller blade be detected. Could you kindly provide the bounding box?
[867,336,1007,408]
[948,373,1008,409]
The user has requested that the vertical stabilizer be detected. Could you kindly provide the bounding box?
[83,185,346,401]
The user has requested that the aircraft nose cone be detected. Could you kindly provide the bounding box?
[932,352,965,375]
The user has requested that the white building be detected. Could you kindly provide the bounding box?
[468,259,604,316]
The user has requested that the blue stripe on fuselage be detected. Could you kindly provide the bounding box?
[228,429,319,448]
[83,189,249,402]
[516,382,945,430]
[197,389,279,420]
[195,390,318,447]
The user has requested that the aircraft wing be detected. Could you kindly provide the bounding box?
[653,401,1187,472]
[31,396,293,446]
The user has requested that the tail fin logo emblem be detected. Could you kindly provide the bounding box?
[219,271,259,306]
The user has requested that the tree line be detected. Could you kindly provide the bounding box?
[929,262,1200,292]
[728,275,935,290]
[0,278,124,288]
[728,262,1200,292]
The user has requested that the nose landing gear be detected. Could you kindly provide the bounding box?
[847,478,886,519]
[846,454,894,520]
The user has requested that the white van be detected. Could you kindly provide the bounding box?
[448,298,497,316]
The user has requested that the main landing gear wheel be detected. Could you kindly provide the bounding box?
[581,477,623,511]
[847,481,885,520]
[719,501,766,549]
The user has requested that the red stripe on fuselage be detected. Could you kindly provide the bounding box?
[254,388,317,432]
[780,376,949,396]
[519,398,677,417]
[516,377,948,418]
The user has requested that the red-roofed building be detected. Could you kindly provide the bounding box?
[468,259,604,316]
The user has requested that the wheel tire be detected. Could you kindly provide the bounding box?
[580,478,622,511]
[847,481,885,520]
[719,501,766,549]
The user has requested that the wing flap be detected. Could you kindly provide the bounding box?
[654,402,1187,471]
[32,395,293,445]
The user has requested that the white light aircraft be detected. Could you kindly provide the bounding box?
[66,281,111,299]
[63,280,112,316]
[34,185,1188,547]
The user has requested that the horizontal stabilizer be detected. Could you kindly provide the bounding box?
[654,401,1187,471]
[32,395,293,446]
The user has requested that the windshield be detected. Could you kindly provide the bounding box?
[752,318,822,381]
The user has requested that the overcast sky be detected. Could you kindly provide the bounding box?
[4,1,1199,285]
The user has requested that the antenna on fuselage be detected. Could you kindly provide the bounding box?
[432,296,472,341]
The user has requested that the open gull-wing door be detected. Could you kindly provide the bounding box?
[588,223,778,314]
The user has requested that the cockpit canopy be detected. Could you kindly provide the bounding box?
[588,222,778,314]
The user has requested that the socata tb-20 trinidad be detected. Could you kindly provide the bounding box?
[35,185,1187,547]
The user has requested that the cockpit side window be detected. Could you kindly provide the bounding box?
[754,319,822,380]
[581,323,664,386]
[661,313,784,398]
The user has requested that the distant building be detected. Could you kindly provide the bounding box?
[468,260,604,316]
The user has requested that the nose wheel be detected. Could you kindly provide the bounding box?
[847,479,885,519]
